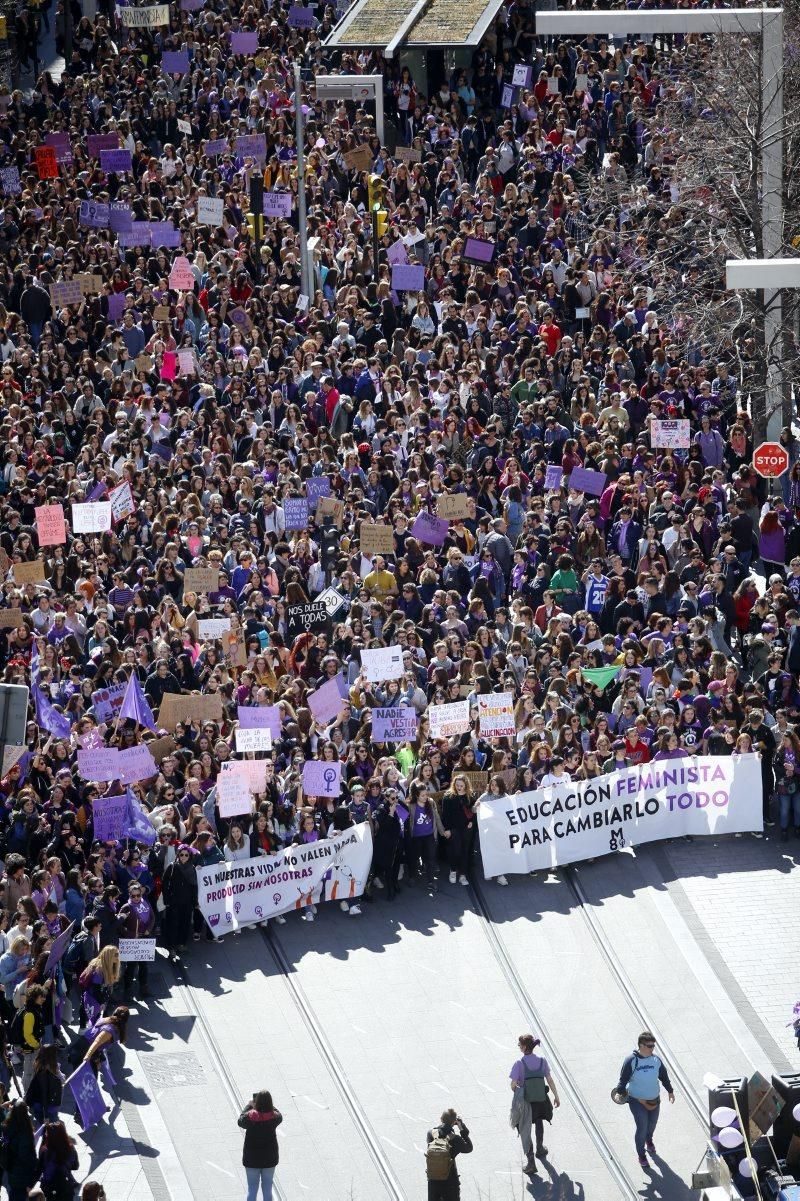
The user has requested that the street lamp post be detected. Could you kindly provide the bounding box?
[294,63,314,304]
[727,257,799,440]
[537,8,786,434]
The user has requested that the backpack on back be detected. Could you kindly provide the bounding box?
[8,1007,25,1048]
[425,1134,453,1181]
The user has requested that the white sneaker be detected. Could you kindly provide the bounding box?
[302,910,314,922]
[459,874,468,886]
[311,905,318,914]
[349,905,362,916]
[275,915,286,924]
[496,875,508,886]
[340,901,349,911]
[373,877,384,889]
[449,871,457,884]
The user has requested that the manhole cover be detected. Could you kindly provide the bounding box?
[142,1052,206,1089]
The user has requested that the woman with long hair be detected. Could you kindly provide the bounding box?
[238,1088,282,1201]
[24,1042,64,1125]
[79,945,120,1027]
[3,1100,39,1201]
[37,1119,79,1198]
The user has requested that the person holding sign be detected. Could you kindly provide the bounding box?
[117,880,155,999]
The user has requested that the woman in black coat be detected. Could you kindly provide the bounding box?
[3,1101,40,1201]
[238,1089,282,1201]
[371,795,403,899]
[161,846,199,952]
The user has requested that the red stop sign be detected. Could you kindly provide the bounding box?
[753,442,789,478]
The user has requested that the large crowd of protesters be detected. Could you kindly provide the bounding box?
[0,0,798,1190]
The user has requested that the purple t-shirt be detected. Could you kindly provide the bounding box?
[510,1053,550,1086]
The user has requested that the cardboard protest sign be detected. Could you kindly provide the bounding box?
[395,146,421,164]
[317,496,344,526]
[411,512,448,546]
[343,144,372,172]
[478,692,516,738]
[184,568,218,594]
[157,692,223,730]
[359,522,395,556]
[459,770,490,797]
[50,281,83,308]
[0,609,24,629]
[76,273,103,297]
[287,601,329,641]
[35,504,66,548]
[429,700,471,739]
[117,3,169,25]
[436,494,469,520]
[13,559,45,585]
[303,760,342,798]
[361,645,404,683]
[147,735,177,764]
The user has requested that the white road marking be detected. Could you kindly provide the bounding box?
[476,1080,496,1092]
[380,1137,407,1153]
[484,1036,507,1050]
[205,1162,235,1178]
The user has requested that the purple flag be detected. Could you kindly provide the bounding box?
[31,648,71,739]
[66,1062,108,1129]
[121,789,157,846]
[119,672,158,731]
[44,922,75,974]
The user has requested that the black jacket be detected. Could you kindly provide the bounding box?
[162,860,198,908]
[238,1107,282,1169]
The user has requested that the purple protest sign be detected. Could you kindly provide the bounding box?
[180,0,203,9]
[263,191,293,218]
[237,705,281,738]
[307,675,347,725]
[107,292,126,321]
[287,5,316,26]
[391,264,425,292]
[66,1062,108,1130]
[284,498,309,530]
[234,134,267,160]
[544,464,563,491]
[92,793,128,841]
[387,240,409,266]
[118,222,152,248]
[100,149,133,174]
[149,221,181,248]
[44,922,75,974]
[45,132,73,163]
[109,203,132,233]
[203,138,229,158]
[79,200,110,229]
[118,744,157,783]
[411,512,448,546]
[305,476,331,504]
[87,133,120,158]
[162,50,190,74]
[230,30,258,53]
[569,466,607,496]
[371,708,418,742]
[0,167,20,195]
[302,759,342,798]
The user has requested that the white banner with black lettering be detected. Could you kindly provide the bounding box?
[196,823,373,936]
[478,754,763,876]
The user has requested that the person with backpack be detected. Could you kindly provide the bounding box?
[11,982,47,1091]
[237,1089,282,1200]
[509,1033,560,1175]
[25,1044,64,1125]
[425,1107,473,1200]
[612,1031,674,1169]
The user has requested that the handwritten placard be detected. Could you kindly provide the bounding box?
[71,502,112,533]
[359,522,394,557]
[35,505,66,546]
[184,568,218,593]
[436,494,469,520]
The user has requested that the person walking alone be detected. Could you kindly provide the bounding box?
[613,1031,674,1168]
[238,1089,282,1201]
[425,1108,473,1200]
[509,1033,560,1175]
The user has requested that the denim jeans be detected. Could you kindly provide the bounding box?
[246,1166,275,1201]
[779,792,800,829]
[629,1098,660,1156]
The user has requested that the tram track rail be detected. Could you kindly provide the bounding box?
[469,874,643,1200]
[169,952,290,1201]
[259,924,408,1201]
[562,863,710,1131]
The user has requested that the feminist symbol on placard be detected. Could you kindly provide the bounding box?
[323,767,337,793]
[609,828,625,851]
[234,901,242,916]
[254,905,263,918]
[273,893,282,905]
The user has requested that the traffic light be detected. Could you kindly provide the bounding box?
[373,207,388,239]
[246,213,264,239]
[320,522,339,575]
[368,173,386,209]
